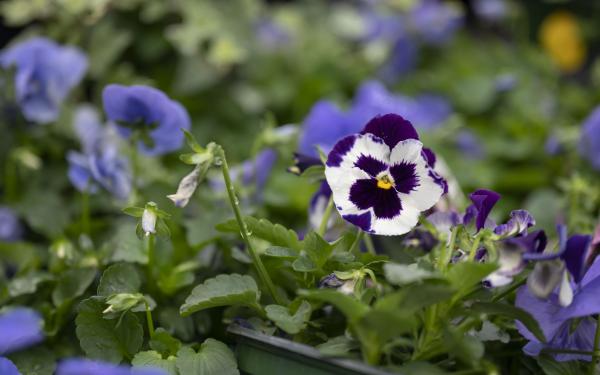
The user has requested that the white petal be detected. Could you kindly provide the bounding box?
[389,139,423,165]
[399,154,444,211]
[336,133,391,171]
[369,204,420,236]
[324,166,369,213]
[141,209,157,235]
[558,271,574,307]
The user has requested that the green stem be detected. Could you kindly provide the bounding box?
[589,315,600,375]
[317,196,334,237]
[492,276,527,302]
[438,226,458,272]
[364,233,376,255]
[146,234,155,285]
[349,230,364,254]
[81,189,90,235]
[130,138,139,204]
[216,146,284,306]
[467,234,482,262]
[145,301,155,338]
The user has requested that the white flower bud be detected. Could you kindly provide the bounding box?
[141,207,157,236]
[167,165,201,208]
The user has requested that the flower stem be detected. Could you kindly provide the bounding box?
[589,315,600,375]
[317,196,334,237]
[438,226,458,272]
[467,234,482,262]
[145,300,155,338]
[492,276,526,302]
[81,189,90,235]
[349,230,364,254]
[215,146,284,306]
[146,233,155,285]
[364,233,376,255]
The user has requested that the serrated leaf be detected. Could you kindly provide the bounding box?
[298,289,369,322]
[292,256,317,272]
[52,267,96,307]
[150,328,182,357]
[265,301,312,334]
[76,297,143,362]
[180,274,261,316]
[470,301,546,343]
[383,263,439,285]
[303,232,333,269]
[97,263,141,297]
[176,340,239,375]
[215,216,300,250]
[264,246,298,259]
[447,262,497,298]
[132,350,178,375]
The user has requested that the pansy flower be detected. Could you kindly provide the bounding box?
[516,234,599,361]
[0,37,87,124]
[102,85,191,156]
[325,114,446,236]
[0,307,44,355]
[0,207,23,242]
[579,106,600,171]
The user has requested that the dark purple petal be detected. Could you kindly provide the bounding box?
[360,114,419,149]
[421,147,436,168]
[319,274,345,289]
[342,212,372,232]
[547,319,596,362]
[326,135,357,167]
[354,155,388,177]
[389,162,419,194]
[561,234,593,284]
[469,189,501,232]
[0,308,44,355]
[514,230,549,260]
[494,210,536,237]
[349,179,402,219]
[428,169,448,195]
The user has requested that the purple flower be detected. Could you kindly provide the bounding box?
[409,0,463,45]
[579,106,600,170]
[0,357,19,375]
[494,210,536,238]
[0,308,44,355]
[516,236,598,361]
[255,18,291,49]
[455,130,484,159]
[66,106,131,200]
[0,207,23,242]
[465,189,501,232]
[472,0,507,22]
[102,85,191,156]
[309,181,333,230]
[57,358,167,375]
[545,135,562,156]
[378,36,418,81]
[324,114,446,235]
[0,37,87,124]
[298,100,356,157]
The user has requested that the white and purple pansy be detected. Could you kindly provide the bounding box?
[324,114,446,236]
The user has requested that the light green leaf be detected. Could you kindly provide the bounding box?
[303,232,333,269]
[443,327,484,365]
[215,216,300,250]
[108,222,147,264]
[76,297,143,362]
[316,336,358,357]
[383,263,439,285]
[176,340,239,375]
[264,246,298,259]
[150,328,182,357]
[52,267,96,307]
[180,274,261,316]
[182,129,204,153]
[299,165,325,183]
[8,271,53,298]
[132,350,178,375]
[375,282,455,314]
[265,301,312,334]
[470,302,546,343]
[298,289,368,322]
[122,206,145,217]
[97,263,141,297]
[447,262,497,298]
[292,255,317,272]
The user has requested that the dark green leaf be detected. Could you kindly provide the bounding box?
[447,262,497,298]
[264,246,298,259]
[216,216,300,250]
[470,302,546,343]
[265,301,312,334]
[299,165,325,183]
[537,355,584,375]
[8,271,53,298]
[292,256,317,272]
[298,289,368,322]
[52,267,96,307]
[122,207,144,217]
[383,263,439,285]
[375,282,455,314]
[443,327,484,365]
[303,232,333,269]
[132,350,178,375]
[180,274,261,316]
[150,328,182,357]
[97,263,141,297]
[8,347,56,375]
[176,340,239,375]
[316,336,359,357]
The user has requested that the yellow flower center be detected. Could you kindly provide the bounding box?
[376,175,393,190]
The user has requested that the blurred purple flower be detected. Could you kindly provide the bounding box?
[67,106,131,200]
[0,308,44,355]
[102,85,191,156]
[309,181,333,230]
[0,357,19,375]
[409,0,463,45]
[0,207,23,242]
[494,210,535,238]
[378,36,418,81]
[495,73,517,92]
[0,37,87,124]
[465,189,501,232]
[255,18,291,49]
[516,235,598,361]
[472,0,507,23]
[455,130,484,159]
[579,106,600,170]
[57,358,167,375]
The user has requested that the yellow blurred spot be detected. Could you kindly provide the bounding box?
[539,11,586,73]
[377,176,393,190]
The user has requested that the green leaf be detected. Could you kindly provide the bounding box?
[157,262,199,296]
[176,339,239,375]
[180,274,261,316]
[537,355,584,375]
[97,263,141,297]
[104,293,147,314]
[8,347,56,375]
[447,262,497,298]
[375,282,455,314]
[8,271,52,298]
[264,246,298,259]
[216,216,300,250]
[298,289,369,322]
[303,232,333,269]
[150,328,182,357]
[443,327,484,365]
[470,301,546,343]
[316,336,359,357]
[76,297,143,362]
[299,165,325,183]
[132,350,178,375]
[383,263,439,285]
[183,129,204,153]
[52,267,96,307]
[122,206,145,217]
[292,256,317,272]
[265,301,312,334]
[108,222,147,264]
